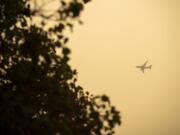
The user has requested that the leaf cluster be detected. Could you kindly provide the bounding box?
[0,0,121,135]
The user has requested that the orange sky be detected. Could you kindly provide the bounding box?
[68,0,180,134]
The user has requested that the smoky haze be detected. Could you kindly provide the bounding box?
[68,0,180,135]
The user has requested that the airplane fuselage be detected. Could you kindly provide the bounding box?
[136,62,152,73]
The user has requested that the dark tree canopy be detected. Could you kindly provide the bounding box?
[0,0,121,135]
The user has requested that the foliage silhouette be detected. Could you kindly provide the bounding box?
[0,0,121,135]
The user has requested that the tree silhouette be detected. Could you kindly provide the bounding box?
[0,0,121,135]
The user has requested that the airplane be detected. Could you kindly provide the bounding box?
[136,60,152,73]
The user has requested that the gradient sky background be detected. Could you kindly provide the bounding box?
[67,0,180,134]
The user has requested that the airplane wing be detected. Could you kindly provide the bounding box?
[141,69,144,73]
[143,60,148,66]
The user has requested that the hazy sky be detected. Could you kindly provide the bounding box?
[68,0,180,134]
